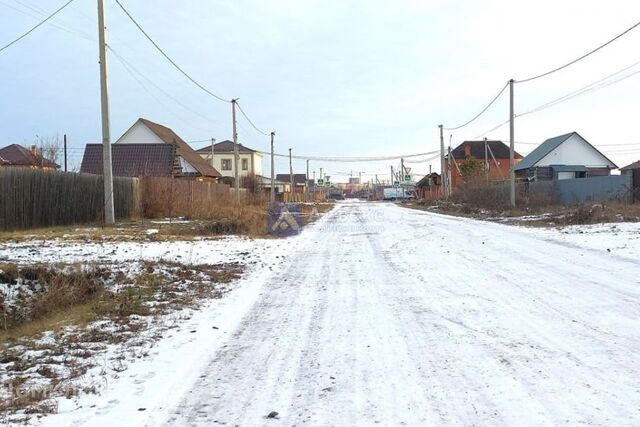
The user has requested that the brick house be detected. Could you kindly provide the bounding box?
[447,140,522,190]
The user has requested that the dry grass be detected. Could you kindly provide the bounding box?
[409,197,640,227]
[0,260,244,420]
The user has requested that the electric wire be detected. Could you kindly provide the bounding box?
[236,101,270,136]
[113,0,231,103]
[256,150,440,162]
[0,0,76,54]
[516,19,640,83]
[443,81,508,130]
[473,58,640,139]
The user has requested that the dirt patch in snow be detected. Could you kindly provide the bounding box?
[0,260,243,423]
[405,200,640,228]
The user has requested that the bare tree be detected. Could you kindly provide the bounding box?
[35,134,63,167]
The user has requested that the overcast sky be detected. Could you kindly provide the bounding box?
[1,0,640,181]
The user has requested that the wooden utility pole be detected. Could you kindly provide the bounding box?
[439,124,447,199]
[210,138,215,168]
[231,99,240,202]
[390,166,394,185]
[306,159,310,201]
[270,132,275,203]
[289,148,293,197]
[98,0,114,225]
[63,134,68,172]
[509,79,516,207]
[484,137,489,182]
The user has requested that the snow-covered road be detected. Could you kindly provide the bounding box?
[151,201,639,426]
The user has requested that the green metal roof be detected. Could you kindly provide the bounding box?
[515,132,575,171]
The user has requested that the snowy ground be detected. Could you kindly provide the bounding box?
[2,201,640,426]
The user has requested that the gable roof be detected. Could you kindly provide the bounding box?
[195,140,257,154]
[80,143,177,177]
[0,144,58,168]
[515,132,617,171]
[515,132,574,171]
[416,173,441,187]
[620,160,640,171]
[131,118,221,177]
[450,140,522,160]
[276,173,307,185]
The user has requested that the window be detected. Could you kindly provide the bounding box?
[221,159,232,171]
[242,158,249,171]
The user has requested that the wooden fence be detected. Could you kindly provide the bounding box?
[139,176,231,219]
[0,168,140,231]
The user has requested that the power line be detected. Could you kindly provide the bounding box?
[516,19,640,84]
[443,81,508,130]
[108,46,215,134]
[0,0,76,54]
[473,59,640,140]
[113,0,230,103]
[108,46,217,126]
[519,59,640,118]
[236,101,270,136]
[256,150,440,162]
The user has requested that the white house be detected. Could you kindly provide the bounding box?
[515,132,617,181]
[115,118,221,180]
[196,140,263,183]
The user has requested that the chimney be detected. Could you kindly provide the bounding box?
[30,145,39,156]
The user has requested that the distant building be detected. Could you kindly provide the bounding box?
[415,172,441,200]
[196,141,263,186]
[0,144,59,170]
[276,173,307,193]
[447,140,522,189]
[515,132,616,181]
[105,118,221,180]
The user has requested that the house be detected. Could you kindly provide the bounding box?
[0,144,59,170]
[196,140,263,185]
[447,140,522,189]
[112,118,221,180]
[515,132,617,181]
[80,143,179,177]
[276,173,307,193]
[415,173,441,199]
[621,160,640,201]
[259,176,291,199]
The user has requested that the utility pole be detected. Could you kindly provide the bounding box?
[63,134,68,172]
[98,0,114,225]
[439,124,447,199]
[210,138,215,168]
[306,159,310,201]
[400,158,405,184]
[319,167,323,182]
[270,132,275,203]
[231,99,240,202]
[289,148,293,197]
[509,79,516,207]
[484,137,489,183]
[390,166,394,186]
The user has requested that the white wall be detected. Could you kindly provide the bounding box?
[537,134,615,168]
[116,121,164,144]
[200,152,263,178]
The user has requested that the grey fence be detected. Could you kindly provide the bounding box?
[0,168,140,231]
[529,175,632,205]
